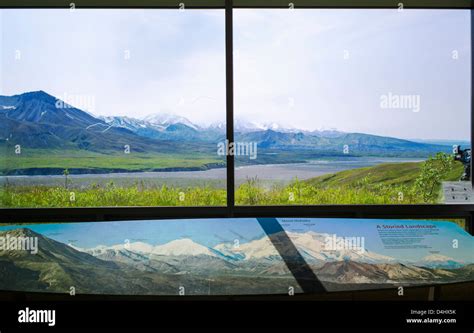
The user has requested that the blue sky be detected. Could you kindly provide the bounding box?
[0,218,266,248]
[0,8,471,139]
[0,9,226,124]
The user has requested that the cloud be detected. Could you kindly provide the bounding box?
[233,9,470,139]
[1,8,470,140]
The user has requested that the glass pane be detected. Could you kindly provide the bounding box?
[234,9,471,205]
[0,9,226,207]
[0,219,301,295]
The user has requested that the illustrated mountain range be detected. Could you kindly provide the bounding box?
[0,91,458,170]
[0,228,473,295]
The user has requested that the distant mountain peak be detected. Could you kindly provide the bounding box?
[0,90,102,129]
[17,90,57,103]
[99,115,154,132]
[152,238,216,257]
[0,227,41,238]
[86,238,219,258]
[416,254,466,268]
[232,118,296,133]
[422,254,456,262]
[144,113,199,130]
[284,230,395,264]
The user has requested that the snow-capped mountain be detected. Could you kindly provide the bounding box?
[214,236,282,261]
[99,113,202,136]
[213,231,394,264]
[70,241,155,255]
[207,121,226,133]
[228,118,345,137]
[310,128,346,138]
[207,118,294,134]
[81,239,219,258]
[74,231,469,273]
[2,91,452,162]
[98,113,346,145]
[151,239,216,257]
[415,254,465,269]
[78,230,396,265]
[285,231,395,264]
[99,115,164,132]
[144,113,199,130]
[107,241,155,254]
[233,118,297,133]
[131,114,343,139]
[99,114,207,141]
[64,229,474,288]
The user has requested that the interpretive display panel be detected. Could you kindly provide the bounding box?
[0,218,472,295]
[278,218,474,291]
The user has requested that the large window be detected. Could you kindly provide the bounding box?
[234,9,471,205]
[0,9,226,207]
[0,7,472,210]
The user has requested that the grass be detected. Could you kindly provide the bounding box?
[306,161,463,188]
[1,149,223,172]
[0,158,467,229]
[306,162,422,188]
[0,183,227,207]
[0,176,417,207]
[1,159,464,207]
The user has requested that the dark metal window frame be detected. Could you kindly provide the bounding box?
[0,1,473,235]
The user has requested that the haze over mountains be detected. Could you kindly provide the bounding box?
[0,91,458,167]
[1,228,473,295]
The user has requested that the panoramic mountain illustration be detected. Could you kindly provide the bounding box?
[0,218,473,295]
[0,226,299,295]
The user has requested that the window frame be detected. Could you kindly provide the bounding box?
[0,1,472,235]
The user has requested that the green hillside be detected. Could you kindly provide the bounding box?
[306,160,463,188]
[237,155,464,206]
[306,162,422,188]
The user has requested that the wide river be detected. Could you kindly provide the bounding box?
[2,157,422,189]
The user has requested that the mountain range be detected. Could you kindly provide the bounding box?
[0,91,204,154]
[76,230,471,269]
[0,91,460,172]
